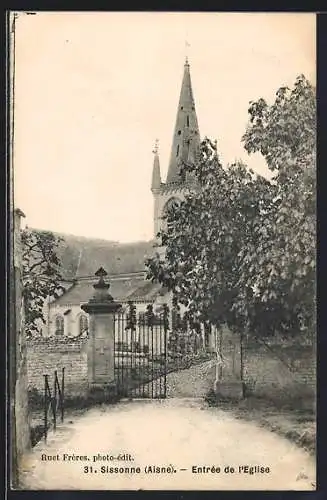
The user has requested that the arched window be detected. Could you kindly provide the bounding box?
[163,197,180,214]
[79,314,88,335]
[161,197,181,232]
[55,315,64,336]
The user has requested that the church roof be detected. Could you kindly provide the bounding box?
[53,232,156,280]
[125,281,162,301]
[52,275,163,306]
[53,275,161,306]
[25,229,162,305]
[166,58,201,185]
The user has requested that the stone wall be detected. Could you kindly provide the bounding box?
[26,330,316,406]
[163,336,315,404]
[153,187,185,237]
[26,336,88,397]
[242,337,316,406]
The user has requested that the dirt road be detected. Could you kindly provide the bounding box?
[19,398,315,490]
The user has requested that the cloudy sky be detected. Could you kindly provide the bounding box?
[13,12,315,242]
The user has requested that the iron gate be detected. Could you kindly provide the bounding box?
[114,302,168,399]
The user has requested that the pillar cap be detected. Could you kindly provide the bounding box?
[81,267,122,314]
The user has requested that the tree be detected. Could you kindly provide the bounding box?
[241,74,316,338]
[146,137,274,334]
[146,75,315,340]
[21,229,66,337]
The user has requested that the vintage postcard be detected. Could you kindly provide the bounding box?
[9,11,316,491]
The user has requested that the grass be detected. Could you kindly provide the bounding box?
[205,391,316,455]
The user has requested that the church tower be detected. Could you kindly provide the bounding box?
[151,57,201,237]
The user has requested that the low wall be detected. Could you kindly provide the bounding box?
[26,336,88,398]
[26,333,316,408]
[243,338,316,407]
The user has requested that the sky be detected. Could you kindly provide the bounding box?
[13,12,316,242]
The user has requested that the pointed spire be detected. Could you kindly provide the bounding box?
[166,58,200,184]
[185,39,190,66]
[151,138,161,191]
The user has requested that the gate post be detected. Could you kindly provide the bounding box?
[214,325,244,400]
[81,268,121,389]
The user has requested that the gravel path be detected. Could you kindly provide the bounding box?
[19,398,315,490]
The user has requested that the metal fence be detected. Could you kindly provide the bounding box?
[114,303,168,399]
[43,368,65,442]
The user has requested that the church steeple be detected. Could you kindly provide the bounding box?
[151,139,161,191]
[151,57,202,238]
[166,57,201,184]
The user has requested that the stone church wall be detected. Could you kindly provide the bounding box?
[153,188,185,236]
[47,302,160,338]
[48,303,87,337]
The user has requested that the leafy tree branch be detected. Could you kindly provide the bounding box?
[21,229,66,337]
[146,75,315,341]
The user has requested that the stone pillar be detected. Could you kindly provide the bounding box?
[214,325,244,400]
[81,268,121,388]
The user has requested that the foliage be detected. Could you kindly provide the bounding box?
[242,74,316,337]
[126,301,137,331]
[21,229,66,337]
[168,297,203,356]
[146,75,315,339]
